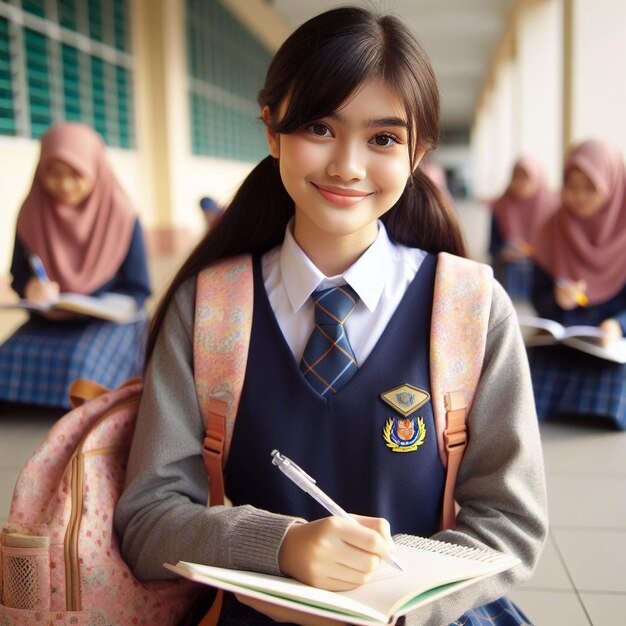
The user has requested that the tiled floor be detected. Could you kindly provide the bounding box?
[1,202,625,624]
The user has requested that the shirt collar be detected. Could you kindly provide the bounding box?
[280,219,393,313]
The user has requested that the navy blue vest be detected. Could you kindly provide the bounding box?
[224,253,445,537]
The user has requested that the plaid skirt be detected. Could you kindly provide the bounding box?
[528,345,626,430]
[453,597,531,625]
[0,314,147,408]
[493,259,533,300]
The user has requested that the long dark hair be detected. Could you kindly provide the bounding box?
[145,6,466,363]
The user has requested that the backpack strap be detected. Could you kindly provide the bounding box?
[193,254,254,507]
[430,252,493,530]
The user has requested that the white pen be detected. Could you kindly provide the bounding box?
[271,449,404,572]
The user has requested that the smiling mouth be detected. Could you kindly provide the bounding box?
[312,183,371,207]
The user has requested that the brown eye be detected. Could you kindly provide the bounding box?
[371,134,397,148]
[305,122,331,137]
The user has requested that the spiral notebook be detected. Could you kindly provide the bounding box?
[164,535,520,626]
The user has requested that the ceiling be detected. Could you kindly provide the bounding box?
[268,0,516,139]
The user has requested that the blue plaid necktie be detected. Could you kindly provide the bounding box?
[300,285,359,396]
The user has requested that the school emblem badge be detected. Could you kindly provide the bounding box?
[383,416,426,452]
[380,384,429,452]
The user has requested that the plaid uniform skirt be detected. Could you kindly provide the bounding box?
[0,314,147,408]
[493,259,533,300]
[453,597,531,625]
[528,345,626,430]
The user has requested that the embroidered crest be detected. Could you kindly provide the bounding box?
[382,416,426,452]
[380,384,430,417]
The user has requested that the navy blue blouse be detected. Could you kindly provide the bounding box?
[10,219,151,308]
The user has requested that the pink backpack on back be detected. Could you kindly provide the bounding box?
[0,253,491,625]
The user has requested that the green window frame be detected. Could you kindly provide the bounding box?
[186,0,272,162]
[0,0,134,148]
[0,16,15,135]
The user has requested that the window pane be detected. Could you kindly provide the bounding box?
[5,1,135,147]
[62,44,82,120]
[186,0,270,161]
[58,0,79,32]
[24,28,51,138]
[91,55,107,140]
[21,0,46,19]
[116,65,133,148]
[0,18,16,135]
[88,0,104,43]
[113,0,128,52]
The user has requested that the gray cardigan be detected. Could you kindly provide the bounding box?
[115,275,548,626]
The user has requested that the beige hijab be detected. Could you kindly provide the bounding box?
[16,122,137,294]
[532,139,626,305]
[492,155,558,245]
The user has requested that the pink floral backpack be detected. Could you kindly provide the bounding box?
[0,252,491,625]
[0,256,252,625]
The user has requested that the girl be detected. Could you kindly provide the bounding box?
[116,7,547,625]
[530,138,626,429]
[489,156,557,299]
[0,122,151,408]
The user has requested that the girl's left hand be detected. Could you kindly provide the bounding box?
[235,594,348,626]
[599,319,623,347]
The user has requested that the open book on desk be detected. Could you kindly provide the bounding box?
[517,314,626,364]
[0,292,139,324]
[164,535,520,626]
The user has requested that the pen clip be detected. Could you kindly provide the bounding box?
[271,450,316,484]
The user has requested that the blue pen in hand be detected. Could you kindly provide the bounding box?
[271,449,404,572]
[28,254,50,283]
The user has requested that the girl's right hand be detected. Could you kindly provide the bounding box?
[278,515,394,591]
[554,278,587,310]
[24,277,60,305]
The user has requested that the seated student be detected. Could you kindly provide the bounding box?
[116,7,546,626]
[529,138,626,429]
[0,122,151,409]
[199,196,224,230]
[489,156,557,299]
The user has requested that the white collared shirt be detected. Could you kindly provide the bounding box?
[261,220,427,365]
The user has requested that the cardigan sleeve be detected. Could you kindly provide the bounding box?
[403,280,548,626]
[114,277,301,581]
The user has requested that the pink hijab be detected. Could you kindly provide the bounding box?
[492,156,558,244]
[532,139,626,305]
[16,122,137,294]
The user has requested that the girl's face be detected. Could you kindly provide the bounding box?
[266,79,415,254]
[562,166,605,219]
[509,165,535,200]
[42,158,95,206]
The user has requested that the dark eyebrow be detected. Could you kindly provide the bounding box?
[367,117,408,129]
[329,111,408,129]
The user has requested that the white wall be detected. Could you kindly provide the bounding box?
[569,0,626,154]
[516,0,563,189]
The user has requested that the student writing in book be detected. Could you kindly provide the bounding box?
[488,156,558,300]
[529,138,626,428]
[0,122,151,409]
[115,7,547,625]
